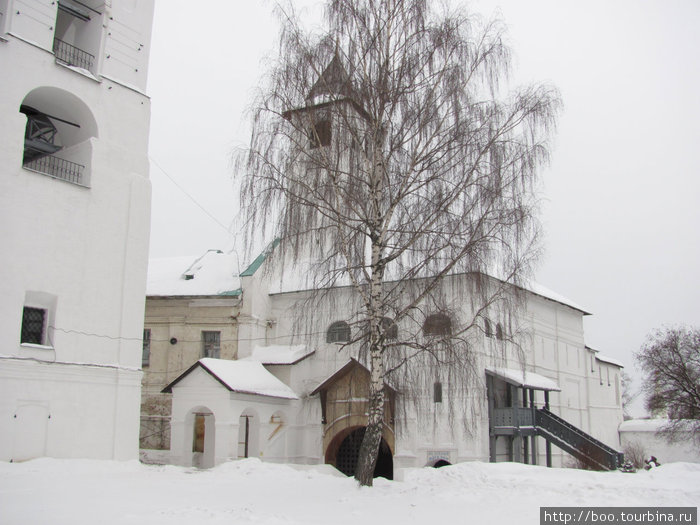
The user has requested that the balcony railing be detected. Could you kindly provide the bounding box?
[53,38,95,72]
[492,407,535,428]
[24,155,86,186]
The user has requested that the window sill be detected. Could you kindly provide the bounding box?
[20,343,54,351]
[55,60,101,82]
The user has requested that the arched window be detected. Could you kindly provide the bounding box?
[495,323,504,341]
[326,321,350,343]
[381,317,398,340]
[423,313,451,337]
[20,87,97,187]
[484,318,493,338]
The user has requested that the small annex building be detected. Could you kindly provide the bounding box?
[163,358,298,468]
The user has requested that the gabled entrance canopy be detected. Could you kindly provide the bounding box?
[311,358,398,397]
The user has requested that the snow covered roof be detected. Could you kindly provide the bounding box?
[163,358,298,399]
[147,250,242,297]
[264,259,588,316]
[618,419,669,432]
[247,345,315,365]
[486,367,561,391]
[527,282,590,315]
[595,353,625,368]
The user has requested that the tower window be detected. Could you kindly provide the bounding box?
[309,120,331,148]
[495,323,504,341]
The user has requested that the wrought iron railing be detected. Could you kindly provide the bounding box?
[24,155,86,186]
[53,38,95,71]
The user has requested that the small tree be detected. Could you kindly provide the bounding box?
[239,0,560,486]
[636,326,700,445]
[621,370,637,420]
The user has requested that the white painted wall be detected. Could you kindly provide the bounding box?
[619,420,700,464]
[0,0,154,462]
[169,367,301,467]
[254,271,624,470]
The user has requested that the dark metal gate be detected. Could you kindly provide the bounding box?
[335,427,393,479]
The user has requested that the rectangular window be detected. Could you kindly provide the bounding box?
[142,328,151,367]
[21,307,46,345]
[202,331,220,359]
[309,120,331,148]
[433,382,443,403]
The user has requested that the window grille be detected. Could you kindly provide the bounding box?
[23,155,85,186]
[202,331,221,358]
[326,321,350,343]
[53,38,95,71]
[142,328,151,366]
[21,307,45,345]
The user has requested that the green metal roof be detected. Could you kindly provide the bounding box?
[240,239,279,277]
[218,288,242,296]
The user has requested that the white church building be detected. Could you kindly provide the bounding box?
[0,0,154,462]
[146,246,624,477]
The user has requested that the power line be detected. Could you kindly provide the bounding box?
[149,155,233,236]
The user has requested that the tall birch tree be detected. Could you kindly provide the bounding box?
[239,0,560,486]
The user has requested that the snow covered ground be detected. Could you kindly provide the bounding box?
[1,458,698,524]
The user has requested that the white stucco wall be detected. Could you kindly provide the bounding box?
[169,367,302,467]
[0,0,154,462]
[619,420,700,464]
[256,272,624,470]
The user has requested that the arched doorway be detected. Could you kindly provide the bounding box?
[433,459,451,468]
[185,406,215,468]
[333,427,393,480]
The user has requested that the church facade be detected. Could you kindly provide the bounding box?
[149,247,624,475]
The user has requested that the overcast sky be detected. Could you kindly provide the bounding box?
[147,1,700,416]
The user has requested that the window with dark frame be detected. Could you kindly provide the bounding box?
[326,321,351,343]
[202,331,221,359]
[309,120,331,148]
[142,328,151,367]
[484,318,493,338]
[381,317,398,340]
[423,313,451,337]
[21,307,45,345]
[495,323,504,341]
[434,382,443,403]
